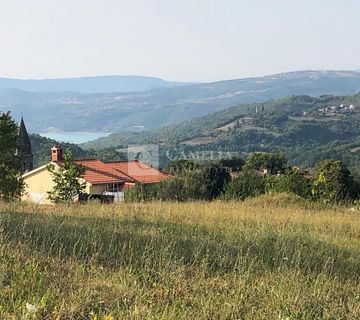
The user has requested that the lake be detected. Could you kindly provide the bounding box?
[39,132,110,144]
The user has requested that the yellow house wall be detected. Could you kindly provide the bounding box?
[22,168,55,205]
[22,165,118,204]
[79,178,92,194]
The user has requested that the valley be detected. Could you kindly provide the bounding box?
[2,70,360,133]
[82,93,360,177]
[27,91,360,180]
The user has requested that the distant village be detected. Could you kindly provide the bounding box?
[310,103,358,117]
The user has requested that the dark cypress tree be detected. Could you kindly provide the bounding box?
[0,112,24,201]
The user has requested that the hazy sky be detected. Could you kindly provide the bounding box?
[0,0,359,82]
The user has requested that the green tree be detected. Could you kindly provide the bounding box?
[176,164,229,200]
[47,149,86,203]
[166,160,230,200]
[181,168,213,200]
[269,169,312,199]
[125,178,185,202]
[0,112,24,201]
[312,160,359,203]
[221,172,266,201]
[243,152,287,174]
[217,157,245,172]
[126,160,230,202]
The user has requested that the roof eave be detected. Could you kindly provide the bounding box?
[22,163,55,179]
[87,179,129,185]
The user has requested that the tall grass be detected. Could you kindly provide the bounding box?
[0,195,359,319]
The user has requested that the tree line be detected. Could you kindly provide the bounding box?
[126,153,360,205]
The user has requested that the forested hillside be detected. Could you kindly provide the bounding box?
[30,135,127,167]
[84,93,360,177]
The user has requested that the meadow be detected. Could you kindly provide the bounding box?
[0,195,359,319]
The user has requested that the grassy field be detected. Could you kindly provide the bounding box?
[0,195,359,319]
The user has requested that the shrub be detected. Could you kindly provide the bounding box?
[125,162,230,202]
[243,152,287,174]
[124,182,162,202]
[221,172,266,201]
[47,149,86,203]
[269,169,312,199]
[312,160,359,203]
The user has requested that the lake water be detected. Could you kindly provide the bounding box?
[39,132,110,144]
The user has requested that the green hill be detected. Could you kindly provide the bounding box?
[84,93,360,177]
[29,134,127,167]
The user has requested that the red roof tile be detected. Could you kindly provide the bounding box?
[75,159,133,185]
[107,160,169,184]
[120,182,136,191]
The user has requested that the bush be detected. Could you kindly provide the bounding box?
[47,149,86,203]
[243,152,287,174]
[268,170,312,199]
[312,160,359,203]
[221,172,266,201]
[125,163,230,202]
[222,169,312,202]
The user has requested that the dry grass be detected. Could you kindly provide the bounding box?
[1,195,359,319]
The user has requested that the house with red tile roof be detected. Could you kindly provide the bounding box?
[107,160,169,184]
[21,145,169,204]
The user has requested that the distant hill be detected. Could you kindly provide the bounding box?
[29,134,127,167]
[83,93,360,177]
[29,134,89,168]
[2,70,360,132]
[0,75,191,94]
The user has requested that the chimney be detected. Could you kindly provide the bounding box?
[51,145,63,162]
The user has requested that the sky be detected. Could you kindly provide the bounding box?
[0,0,359,82]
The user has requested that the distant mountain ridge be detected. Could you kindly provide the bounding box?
[0,75,192,93]
[2,70,360,133]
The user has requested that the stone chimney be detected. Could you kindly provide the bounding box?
[51,145,63,162]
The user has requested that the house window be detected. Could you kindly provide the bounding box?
[108,183,121,192]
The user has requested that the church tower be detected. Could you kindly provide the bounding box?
[18,117,34,173]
